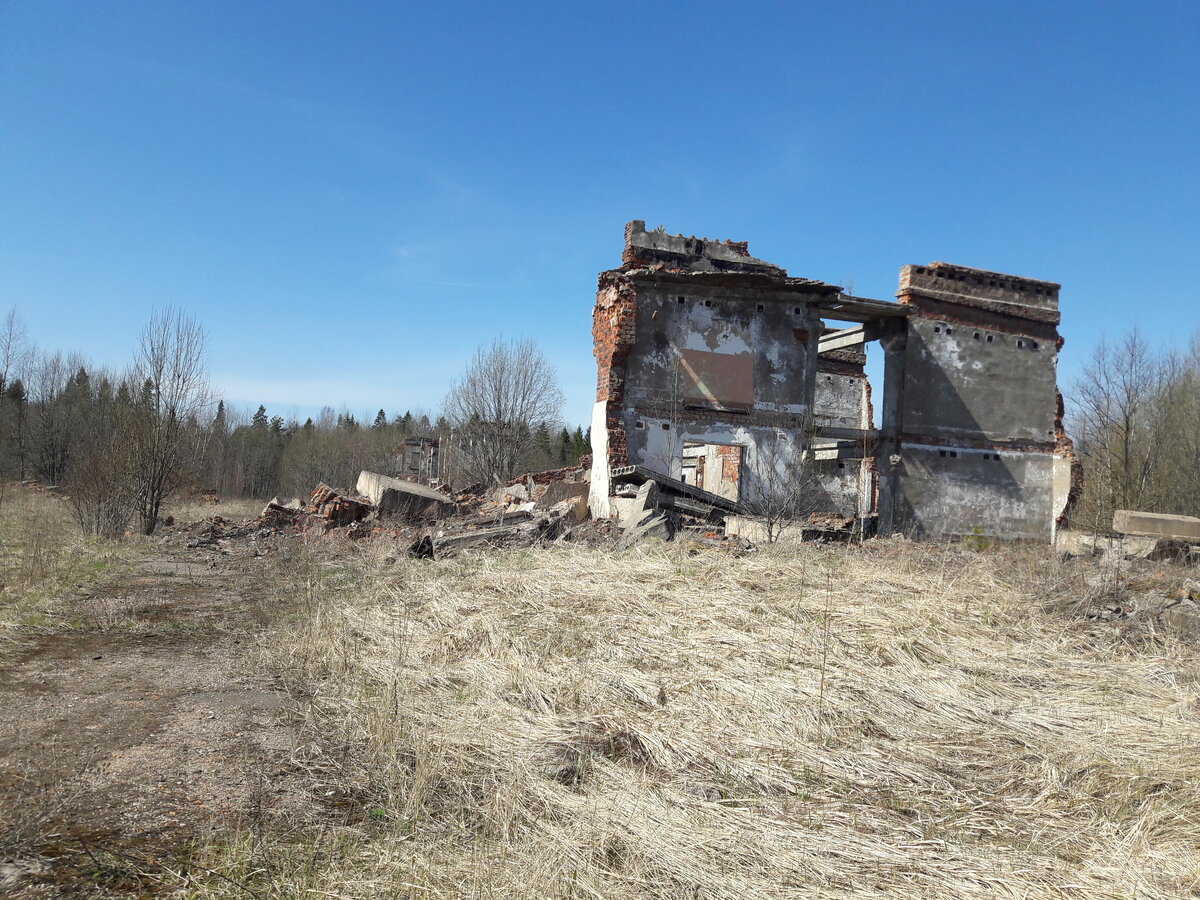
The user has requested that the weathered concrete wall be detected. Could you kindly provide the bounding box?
[810,459,864,518]
[814,370,870,430]
[812,346,872,519]
[619,280,820,421]
[899,318,1056,443]
[623,220,786,275]
[621,413,806,504]
[590,221,844,519]
[888,445,1055,539]
[881,262,1067,541]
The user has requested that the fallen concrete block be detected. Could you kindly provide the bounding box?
[493,481,529,503]
[547,494,588,522]
[261,501,302,520]
[617,512,677,550]
[408,515,559,559]
[538,480,588,509]
[357,470,454,522]
[619,481,660,530]
[1056,529,1159,560]
[1113,509,1200,542]
[377,487,454,522]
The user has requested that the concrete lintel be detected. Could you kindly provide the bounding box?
[812,293,910,323]
[819,322,882,353]
[815,426,879,443]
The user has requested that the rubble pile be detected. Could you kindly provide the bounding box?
[308,483,372,528]
[170,462,759,559]
[178,515,277,548]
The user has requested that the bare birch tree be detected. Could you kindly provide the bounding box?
[128,310,213,534]
[442,338,564,486]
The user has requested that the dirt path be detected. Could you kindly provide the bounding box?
[0,549,304,897]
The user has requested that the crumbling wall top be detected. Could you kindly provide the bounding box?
[899,261,1060,316]
[622,220,788,277]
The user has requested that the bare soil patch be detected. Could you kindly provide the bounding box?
[0,547,305,898]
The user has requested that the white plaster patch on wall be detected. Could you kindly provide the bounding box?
[588,401,612,519]
[628,415,684,480]
[901,442,1047,461]
[678,304,752,355]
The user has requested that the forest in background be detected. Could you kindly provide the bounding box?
[0,311,587,536]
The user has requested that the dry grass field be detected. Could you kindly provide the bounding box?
[173,537,1200,899]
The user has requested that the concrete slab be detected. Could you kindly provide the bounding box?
[357,470,449,506]
[1113,510,1200,542]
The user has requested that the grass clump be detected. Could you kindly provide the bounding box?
[182,539,1200,899]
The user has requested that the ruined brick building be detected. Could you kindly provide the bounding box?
[589,221,1077,541]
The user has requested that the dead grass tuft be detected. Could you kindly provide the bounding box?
[182,538,1200,898]
[0,486,140,639]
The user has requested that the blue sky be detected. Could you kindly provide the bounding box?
[2,1,1197,428]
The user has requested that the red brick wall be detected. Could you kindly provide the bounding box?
[592,274,639,468]
[716,444,741,484]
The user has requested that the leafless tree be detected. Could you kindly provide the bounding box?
[441,338,564,486]
[0,308,28,396]
[740,425,822,543]
[1070,330,1167,528]
[24,351,87,485]
[64,368,140,537]
[0,309,30,505]
[128,310,214,534]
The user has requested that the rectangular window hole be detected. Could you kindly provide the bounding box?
[986,334,994,343]
[634,420,645,430]
[1030,340,1039,350]
[837,462,846,469]
[793,307,802,315]
[703,299,712,308]
[973,332,981,340]
[677,296,685,304]
[1017,339,1025,349]
[934,325,942,334]
[939,450,947,458]
[950,451,958,458]
[661,422,670,431]
[945,327,953,336]
[756,303,764,312]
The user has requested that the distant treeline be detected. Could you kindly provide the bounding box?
[0,310,588,533]
[205,405,589,500]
